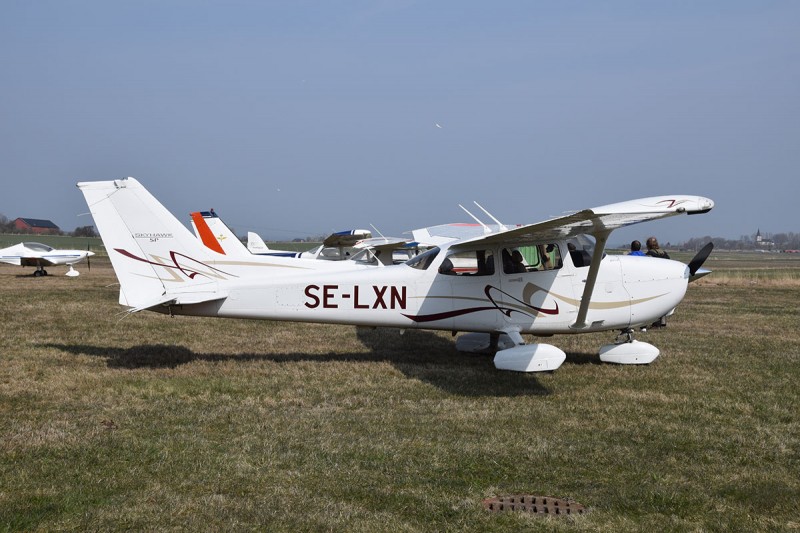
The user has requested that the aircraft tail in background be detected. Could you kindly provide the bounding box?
[247,231,270,254]
[190,210,252,258]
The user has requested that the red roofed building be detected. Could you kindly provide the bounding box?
[13,217,60,235]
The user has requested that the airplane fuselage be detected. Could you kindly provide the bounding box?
[158,242,689,336]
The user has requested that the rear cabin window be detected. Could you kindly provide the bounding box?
[501,244,562,274]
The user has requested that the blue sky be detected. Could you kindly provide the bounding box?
[2,1,798,246]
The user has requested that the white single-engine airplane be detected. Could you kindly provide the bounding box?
[78,177,714,372]
[0,241,94,277]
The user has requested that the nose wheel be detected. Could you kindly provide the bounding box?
[614,328,635,344]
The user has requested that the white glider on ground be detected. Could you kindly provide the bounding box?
[0,241,94,277]
[78,177,714,372]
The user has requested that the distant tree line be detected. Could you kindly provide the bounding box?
[72,225,98,237]
[0,214,14,233]
[678,232,800,251]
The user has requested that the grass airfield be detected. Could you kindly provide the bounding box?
[1,256,798,531]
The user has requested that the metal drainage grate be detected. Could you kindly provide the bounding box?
[482,495,587,516]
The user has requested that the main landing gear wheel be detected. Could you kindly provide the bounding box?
[34,269,48,277]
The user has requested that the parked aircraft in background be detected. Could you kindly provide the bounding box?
[247,226,421,264]
[186,210,375,274]
[346,237,422,266]
[79,177,713,373]
[245,227,372,260]
[192,210,421,266]
[0,241,94,277]
[246,231,283,255]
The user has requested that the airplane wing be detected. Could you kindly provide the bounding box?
[0,243,75,267]
[411,223,505,247]
[322,229,372,248]
[19,257,58,267]
[449,195,714,330]
[450,196,714,249]
[0,256,60,267]
[352,236,410,250]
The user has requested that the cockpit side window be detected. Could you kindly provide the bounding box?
[439,249,495,276]
[502,243,562,274]
[406,247,439,270]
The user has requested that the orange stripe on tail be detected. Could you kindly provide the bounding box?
[191,212,225,255]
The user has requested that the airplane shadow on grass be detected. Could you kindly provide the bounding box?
[41,328,602,397]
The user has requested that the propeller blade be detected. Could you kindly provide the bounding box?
[688,242,714,280]
[87,243,91,270]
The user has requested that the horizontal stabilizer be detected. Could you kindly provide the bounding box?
[127,291,228,313]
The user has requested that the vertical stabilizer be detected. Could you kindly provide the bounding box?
[77,178,224,309]
[190,210,251,258]
[247,232,270,254]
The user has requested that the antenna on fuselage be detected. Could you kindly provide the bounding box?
[459,204,492,234]
[473,201,508,231]
[369,223,388,243]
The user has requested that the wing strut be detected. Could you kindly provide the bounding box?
[571,230,611,330]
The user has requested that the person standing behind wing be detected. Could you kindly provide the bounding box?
[645,237,670,259]
[629,240,645,256]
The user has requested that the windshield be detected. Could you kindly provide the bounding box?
[405,247,439,270]
[23,242,53,252]
[350,248,379,265]
[566,234,602,268]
